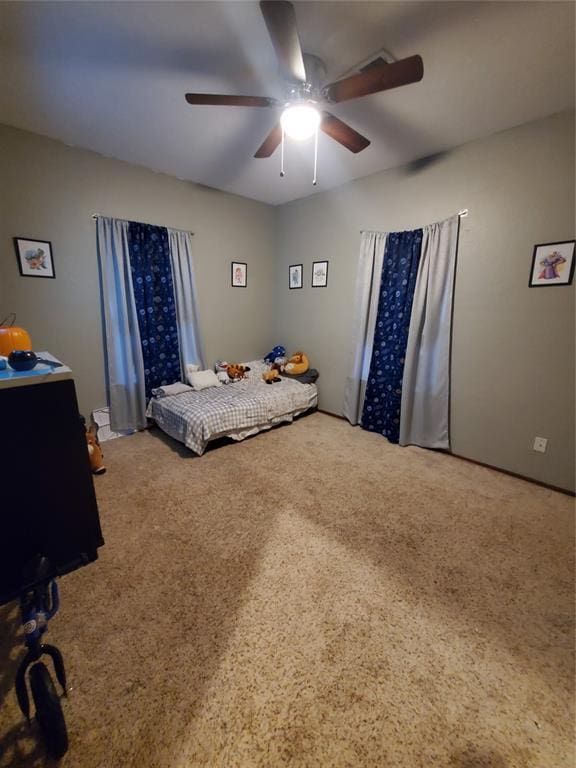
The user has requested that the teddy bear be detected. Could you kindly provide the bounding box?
[86,424,106,475]
[226,363,251,380]
[274,356,288,369]
[284,352,309,376]
[262,367,281,385]
[264,346,286,364]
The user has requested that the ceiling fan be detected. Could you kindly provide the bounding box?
[184,0,424,161]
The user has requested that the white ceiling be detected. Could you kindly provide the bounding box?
[0,1,574,205]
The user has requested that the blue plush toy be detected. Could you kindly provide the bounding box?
[264,345,286,364]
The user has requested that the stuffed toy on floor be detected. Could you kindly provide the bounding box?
[85,424,106,475]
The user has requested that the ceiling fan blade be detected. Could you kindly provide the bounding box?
[322,55,424,104]
[254,123,282,158]
[260,1,306,83]
[185,93,278,107]
[321,113,370,154]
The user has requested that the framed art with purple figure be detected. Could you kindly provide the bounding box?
[529,240,575,287]
[231,262,247,287]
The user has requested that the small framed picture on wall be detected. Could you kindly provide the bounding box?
[231,261,247,287]
[312,260,328,288]
[14,237,55,279]
[289,264,303,289]
[529,240,575,287]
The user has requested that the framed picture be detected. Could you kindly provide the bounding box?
[14,237,55,279]
[529,240,575,287]
[312,260,328,288]
[231,261,247,287]
[289,264,303,289]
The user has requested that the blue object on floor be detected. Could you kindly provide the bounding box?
[14,557,69,759]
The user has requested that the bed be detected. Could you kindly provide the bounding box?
[146,360,317,455]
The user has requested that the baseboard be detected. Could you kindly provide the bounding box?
[315,409,575,497]
[317,408,346,420]
[448,452,575,497]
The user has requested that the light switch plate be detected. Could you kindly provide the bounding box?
[533,437,548,453]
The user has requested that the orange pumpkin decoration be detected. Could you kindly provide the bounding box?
[0,326,32,356]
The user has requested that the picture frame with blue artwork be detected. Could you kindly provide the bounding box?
[14,237,56,279]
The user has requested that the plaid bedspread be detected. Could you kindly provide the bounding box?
[147,361,317,455]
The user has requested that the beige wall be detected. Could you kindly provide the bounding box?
[0,124,277,417]
[274,111,575,492]
[2,115,574,491]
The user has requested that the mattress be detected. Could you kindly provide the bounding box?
[146,360,317,455]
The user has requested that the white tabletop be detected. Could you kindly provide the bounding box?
[0,352,72,390]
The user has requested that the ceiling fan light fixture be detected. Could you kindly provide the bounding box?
[280,104,320,140]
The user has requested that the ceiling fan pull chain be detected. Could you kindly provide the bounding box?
[312,126,319,186]
[280,128,286,177]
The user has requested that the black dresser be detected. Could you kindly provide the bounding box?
[0,356,104,603]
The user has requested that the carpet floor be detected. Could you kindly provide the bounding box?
[0,412,573,768]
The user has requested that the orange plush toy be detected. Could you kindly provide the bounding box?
[284,352,309,376]
[86,425,106,475]
[262,368,281,384]
[227,363,251,380]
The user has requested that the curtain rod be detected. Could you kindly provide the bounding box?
[360,209,469,234]
[91,214,194,235]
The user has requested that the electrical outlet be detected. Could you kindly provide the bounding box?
[533,437,548,453]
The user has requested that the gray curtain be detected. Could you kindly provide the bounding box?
[168,229,205,374]
[399,215,459,449]
[96,217,147,432]
[342,231,387,425]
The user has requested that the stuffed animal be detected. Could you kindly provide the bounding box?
[213,361,230,384]
[226,363,251,380]
[262,368,281,385]
[264,345,286,364]
[284,351,309,376]
[86,425,106,475]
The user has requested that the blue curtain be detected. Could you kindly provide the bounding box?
[128,222,181,399]
[361,229,423,443]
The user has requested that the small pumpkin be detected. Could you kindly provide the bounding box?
[0,315,32,356]
[0,326,32,357]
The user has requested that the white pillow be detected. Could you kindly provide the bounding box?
[188,368,221,391]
